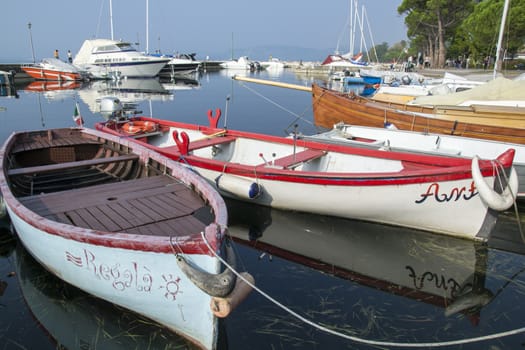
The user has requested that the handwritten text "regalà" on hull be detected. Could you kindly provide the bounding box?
[65,249,183,300]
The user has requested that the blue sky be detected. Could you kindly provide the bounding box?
[2,0,406,62]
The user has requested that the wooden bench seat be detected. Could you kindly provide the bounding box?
[8,154,139,176]
[262,149,326,169]
[161,135,236,154]
[127,130,163,139]
[11,135,101,154]
[187,135,236,151]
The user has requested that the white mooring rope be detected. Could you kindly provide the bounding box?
[201,231,525,347]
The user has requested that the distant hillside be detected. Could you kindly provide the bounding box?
[203,46,332,62]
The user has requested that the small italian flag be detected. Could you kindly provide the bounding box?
[73,102,84,126]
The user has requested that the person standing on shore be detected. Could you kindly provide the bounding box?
[54,49,59,59]
[67,50,72,63]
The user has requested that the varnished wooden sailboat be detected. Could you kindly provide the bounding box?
[311,83,525,144]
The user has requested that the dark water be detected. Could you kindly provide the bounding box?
[1,70,525,349]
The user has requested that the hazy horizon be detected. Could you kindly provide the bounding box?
[2,0,407,63]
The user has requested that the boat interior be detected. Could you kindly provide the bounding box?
[4,129,213,236]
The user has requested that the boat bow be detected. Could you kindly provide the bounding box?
[471,149,518,211]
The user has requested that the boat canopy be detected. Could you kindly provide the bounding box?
[410,77,525,107]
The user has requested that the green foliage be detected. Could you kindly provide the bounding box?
[454,0,525,64]
[396,0,505,67]
[365,0,525,66]
[367,41,408,63]
[369,42,389,61]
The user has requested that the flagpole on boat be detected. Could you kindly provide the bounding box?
[493,0,510,79]
[27,22,36,64]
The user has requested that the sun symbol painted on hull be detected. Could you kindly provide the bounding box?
[160,274,182,300]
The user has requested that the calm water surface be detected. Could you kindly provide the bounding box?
[1,70,525,349]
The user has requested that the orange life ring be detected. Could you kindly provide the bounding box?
[121,120,157,134]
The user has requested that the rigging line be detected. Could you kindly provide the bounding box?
[95,0,106,39]
[494,161,524,240]
[200,230,525,348]
[237,81,314,127]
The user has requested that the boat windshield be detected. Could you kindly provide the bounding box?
[93,43,136,53]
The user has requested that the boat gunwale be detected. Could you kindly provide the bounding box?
[0,127,228,255]
[97,117,515,187]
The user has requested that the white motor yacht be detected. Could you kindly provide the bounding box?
[73,39,170,79]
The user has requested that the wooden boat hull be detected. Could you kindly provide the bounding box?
[0,128,235,350]
[311,83,525,144]
[9,214,218,348]
[304,124,525,198]
[96,116,517,241]
[15,245,194,349]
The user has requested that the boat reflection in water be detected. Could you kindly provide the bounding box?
[160,75,201,92]
[0,223,16,299]
[226,198,525,346]
[78,78,174,115]
[22,80,82,101]
[15,245,198,350]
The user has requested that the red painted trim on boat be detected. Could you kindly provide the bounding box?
[95,117,515,187]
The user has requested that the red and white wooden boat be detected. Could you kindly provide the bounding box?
[0,127,253,350]
[21,58,86,81]
[302,123,525,199]
[95,102,518,241]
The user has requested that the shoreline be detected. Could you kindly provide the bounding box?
[1,62,521,83]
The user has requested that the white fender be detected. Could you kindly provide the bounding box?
[471,156,518,211]
[215,174,262,200]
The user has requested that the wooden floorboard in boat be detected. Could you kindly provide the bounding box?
[18,175,209,236]
[20,175,177,214]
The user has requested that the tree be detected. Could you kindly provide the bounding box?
[398,0,475,68]
[383,41,409,64]
[367,42,389,62]
[459,0,525,70]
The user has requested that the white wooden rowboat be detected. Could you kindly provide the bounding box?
[0,127,253,350]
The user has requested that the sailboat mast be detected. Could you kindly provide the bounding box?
[146,0,149,53]
[493,0,510,78]
[231,32,234,60]
[109,0,114,40]
[349,0,355,56]
[359,4,364,53]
